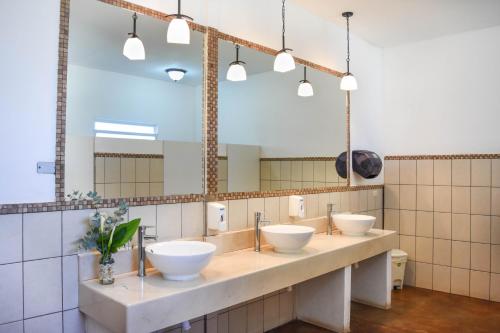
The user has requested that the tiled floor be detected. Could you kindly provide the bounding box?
[270,287,500,333]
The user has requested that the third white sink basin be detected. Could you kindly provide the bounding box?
[261,224,315,253]
[333,214,375,236]
[146,241,216,281]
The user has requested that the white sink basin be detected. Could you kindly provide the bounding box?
[261,224,315,253]
[146,241,216,281]
[333,214,375,236]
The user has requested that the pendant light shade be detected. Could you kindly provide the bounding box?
[166,68,187,81]
[340,11,357,91]
[123,13,145,60]
[227,45,247,81]
[274,0,295,73]
[166,0,193,44]
[298,67,313,97]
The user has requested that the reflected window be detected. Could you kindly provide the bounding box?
[94,121,157,141]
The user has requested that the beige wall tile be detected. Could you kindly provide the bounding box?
[470,270,490,300]
[279,196,291,224]
[404,260,416,287]
[280,161,291,181]
[135,158,150,183]
[181,202,203,238]
[491,273,500,302]
[325,161,338,183]
[491,188,500,216]
[400,235,416,260]
[417,185,433,211]
[23,212,62,261]
[452,214,470,241]
[135,183,149,197]
[218,159,228,181]
[104,157,120,183]
[260,161,270,180]
[471,215,490,243]
[290,161,302,182]
[305,194,319,219]
[400,160,417,184]
[120,158,135,183]
[415,262,433,289]
[433,239,451,266]
[492,245,500,274]
[452,241,471,269]
[416,211,433,237]
[150,159,164,182]
[247,198,265,228]
[157,204,182,241]
[434,212,452,239]
[471,160,491,187]
[318,193,330,217]
[433,265,451,293]
[259,181,269,192]
[264,197,280,224]
[302,181,313,189]
[492,216,500,244]
[400,210,416,235]
[104,183,120,198]
[416,237,433,263]
[120,183,135,198]
[452,186,470,214]
[384,160,400,185]
[384,209,400,233]
[270,181,281,190]
[95,184,104,196]
[150,182,164,196]
[400,185,416,210]
[452,159,471,186]
[349,191,360,213]
[384,185,400,209]
[290,181,301,190]
[313,182,326,188]
[434,160,451,186]
[417,160,433,185]
[95,157,105,183]
[451,267,470,296]
[228,200,248,231]
[129,205,156,229]
[263,294,280,331]
[434,186,451,213]
[247,299,264,333]
[270,161,281,181]
[313,161,326,182]
[470,187,491,215]
[0,214,23,264]
[302,161,314,182]
[492,159,500,187]
[471,243,490,272]
[358,190,368,212]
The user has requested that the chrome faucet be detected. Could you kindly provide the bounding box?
[255,212,271,252]
[137,225,158,277]
[327,203,337,235]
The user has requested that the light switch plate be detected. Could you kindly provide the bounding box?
[37,162,55,174]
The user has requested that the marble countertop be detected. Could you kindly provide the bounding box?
[79,229,396,333]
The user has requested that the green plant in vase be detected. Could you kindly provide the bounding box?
[68,191,140,285]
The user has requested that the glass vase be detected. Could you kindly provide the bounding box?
[98,257,115,285]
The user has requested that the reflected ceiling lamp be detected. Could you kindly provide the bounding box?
[166,68,187,81]
[340,11,358,91]
[273,0,295,72]
[226,45,247,81]
[297,66,313,97]
[123,13,145,60]
[166,0,193,44]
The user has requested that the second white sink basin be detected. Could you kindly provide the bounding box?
[146,241,216,281]
[333,214,375,236]
[261,224,315,253]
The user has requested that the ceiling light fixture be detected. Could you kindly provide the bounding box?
[340,11,358,91]
[123,13,145,60]
[226,45,247,81]
[166,0,193,44]
[297,66,313,97]
[166,68,187,82]
[273,0,295,72]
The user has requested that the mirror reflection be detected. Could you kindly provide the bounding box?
[217,40,347,193]
[65,0,204,199]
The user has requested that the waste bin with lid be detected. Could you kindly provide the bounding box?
[391,249,408,289]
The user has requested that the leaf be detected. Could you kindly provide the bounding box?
[109,218,141,253]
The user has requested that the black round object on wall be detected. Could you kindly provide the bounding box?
[335,152,347,179]
[352,150,382,179]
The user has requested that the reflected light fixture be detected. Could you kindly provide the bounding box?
[340,11,358,91]
[166,0,193,44]
[273,0,295,72]
[166,68,187,82]
[297,66,313,97]
[226,45,247,81]
[123,13,145,60]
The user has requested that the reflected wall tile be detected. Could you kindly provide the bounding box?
[135,158,150,183]
[404,260,416,286]
[260,161,270,180]
[104,157,120,184]
[120,182,136,198]
[325,161,338,183]
[470,270,490,300]
[492,216,500,244]
[451,241,471,269]
[470,243,490,272]
[452,159,471,186]
[104,183,121,198]
[492,188,500,216]
[433,265,451,293]
[492,160,500,187]
[451,267,470,296]
[384,209,399,233]
[384,160,399,185]
[415,262,432,289]
[434,186,451,213]
[302,161,314,182]
[452,214,470,241]
[290,161,302,182]
[270,162,281,181]
[471,159,491,187]
[434,160,451,185]
[313,161,326,182]
[416,237,433,263]
[399,210,416,236]
[150,159,164,182]
[120,158,135,183]
[95,157,104,183]
[451,186,471,214]
[471,215,490,243]
[280,161,291,181]
[150,182,164,196]
[491,273,500,301]
[417,185,433,211]
[470,187,491,215]
[400,185,416,210]
[400,235,416,260]
[492,245,500,274]
[384,185,399,209]
[434,212,452,239]
[433,239,451,266]
[417,160,433,185]
[416,211,433,237]
[400,160,416,184]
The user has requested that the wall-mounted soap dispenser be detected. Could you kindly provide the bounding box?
[289,195,305,218]
[207,202,227,232]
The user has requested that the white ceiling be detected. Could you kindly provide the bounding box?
[292,0,500,47]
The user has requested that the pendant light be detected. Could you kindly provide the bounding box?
[166,68,187,81]
[297,67,313,97]
[166,0,193,44]
[340,12,358,91]
[123,13,145,60]
[273,0,295,72]
[226,45,247,81]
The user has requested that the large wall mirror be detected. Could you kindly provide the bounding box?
[65,0,204,199]
[217,39,347,194]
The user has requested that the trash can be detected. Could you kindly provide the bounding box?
[391,249,408,290]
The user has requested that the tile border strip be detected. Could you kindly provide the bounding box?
[94,152,164,159]
[260,157,337,161]
[385,154,500,160]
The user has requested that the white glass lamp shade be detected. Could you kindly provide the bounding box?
[123,37,145,60]
[167,18,190,44]
[167,70,186,81]
[274,51,295,72]
[340,73,358,91]
[297,81,314,97]
[226,63,247,81]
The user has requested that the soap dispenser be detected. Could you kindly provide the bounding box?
[207,202,228,232]
[288,195,305,218]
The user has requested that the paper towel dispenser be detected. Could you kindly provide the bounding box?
[335,150,382,179]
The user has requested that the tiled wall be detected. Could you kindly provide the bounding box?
[95,156,164,198]
[0,188,383,332]
[384,157,500,301]
[260,159,346,191]
[217,158,228,193]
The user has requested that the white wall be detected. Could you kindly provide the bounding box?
[382,25,500,155]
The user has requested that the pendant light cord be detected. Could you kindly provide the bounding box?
[281,0,286,49]
[132,13,138,37]
[177,0,181,16]
[236,45,240,62]
[346,15,351,73]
